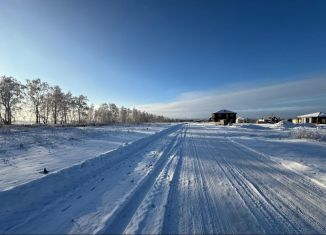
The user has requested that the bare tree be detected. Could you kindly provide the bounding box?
[132,108,140,123]
[60,91,73,124]
[75,95,89,123]
[109,103,119,123]
[1,75,172,125]
[0,76,25,125]
[26,78,49,124]
[119,106,128,123]
[50,86,64,124]
[95,103,111,123]
[87,104,95,123]
[0,102,2,123]
[39,92,52,124]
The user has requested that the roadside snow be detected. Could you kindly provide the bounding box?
[272,120,295,129]
[234,123,272,130]
[0,123,172,191]
[228,122,326,188]
[291,126,326,142]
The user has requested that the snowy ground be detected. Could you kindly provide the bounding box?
[0,123,172,191]
[1,123,326,234]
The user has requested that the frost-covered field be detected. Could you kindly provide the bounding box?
[1,123,326,234]
[0,123,172,191]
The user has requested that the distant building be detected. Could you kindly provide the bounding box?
[292,112,326,124]
[256,115,281,124]
[236,116,245,123]
[256,118,266,124]
[211,109,237,125]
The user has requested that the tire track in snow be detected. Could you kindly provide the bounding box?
[96,126,185,234]
[206,147,275,233]
[217,155,299,234]
[203,137,298,233]
[161,126,205,234]
[160,126,187,234]
[229,138,326,207]
[163,125,246,234]
[187,127,228,233]
[225,138,326,234]
[196,129,266,234]
[123,150,182,234]
[122,128,188,234]
[166,124,326,234]
[189,133,230,234]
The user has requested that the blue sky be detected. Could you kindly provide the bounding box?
[0,0,325,118]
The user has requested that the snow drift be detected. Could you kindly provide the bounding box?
[291,127,326,142]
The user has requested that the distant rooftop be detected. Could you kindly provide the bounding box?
[297,112,326,118]
[213,109,237,114]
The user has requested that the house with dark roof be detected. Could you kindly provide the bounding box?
[211,109,237,125]
[292,112,326,124]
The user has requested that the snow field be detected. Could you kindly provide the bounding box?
[0,123,171,191]
[0,123,326,234]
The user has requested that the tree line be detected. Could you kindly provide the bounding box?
[0,76,171,125]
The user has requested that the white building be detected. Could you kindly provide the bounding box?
[292,112,326,124]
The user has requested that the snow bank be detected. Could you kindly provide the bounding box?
[236,124,270,130]
[291,127,326,142]
[272,120,295,129]
[272,121,318,129]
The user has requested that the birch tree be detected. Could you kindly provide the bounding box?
[119,106,128,123]
[75,95,89,123]
[0,76,25,124]
[60,91,73,124]
[39,92,52,124]
[26,79,49,124]
[50,86,64,124]
[109,103,119,122]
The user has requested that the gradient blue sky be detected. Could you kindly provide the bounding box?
[0,0,325,118]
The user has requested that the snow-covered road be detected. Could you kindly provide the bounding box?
[1,124,326,234]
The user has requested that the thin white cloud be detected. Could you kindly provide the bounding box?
[138,76,326,119]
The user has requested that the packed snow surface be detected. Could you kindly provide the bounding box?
[1,123,326,234]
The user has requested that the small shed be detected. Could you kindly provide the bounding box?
[211,109,237,125]
[292,112,326,124]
